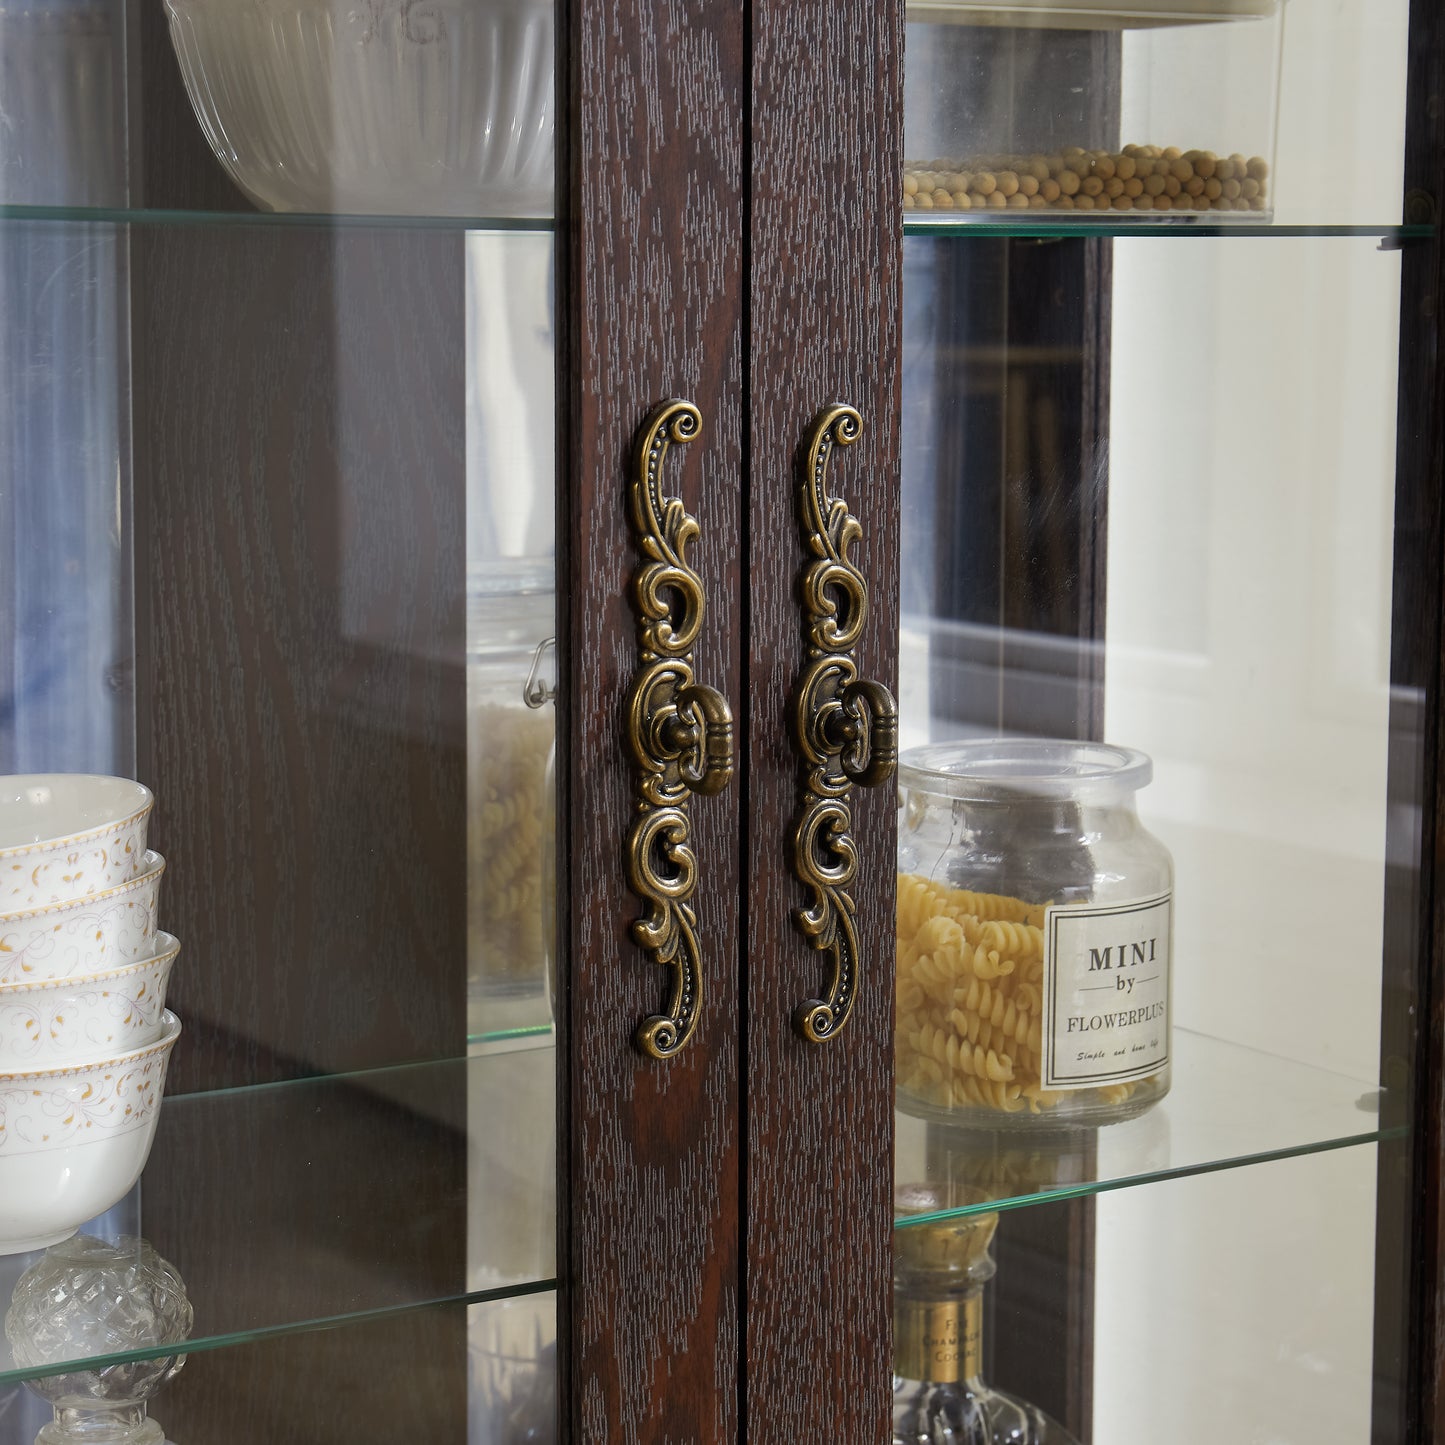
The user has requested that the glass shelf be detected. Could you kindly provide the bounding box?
[904,218,1433,240]
[894,1026,1402,1228]
[0,204,1427,243]
[0,203,553,233]
[0,1037,556,1387]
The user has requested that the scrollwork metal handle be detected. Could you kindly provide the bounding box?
[789,404,898,1044]
[624,400,734,1061]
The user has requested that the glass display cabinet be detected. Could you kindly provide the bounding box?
[0,0,1442,1440]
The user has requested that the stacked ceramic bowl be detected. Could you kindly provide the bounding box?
[0,776,182,1255]
[164,0,554,218]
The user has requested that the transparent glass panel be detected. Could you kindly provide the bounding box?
[469,1290,557,1443]
[466,231,557,1041]
[898,0,1421,1433]
[0,0,134,778]
[905,6,1284,226]
[893,1149,1382,1442]
[1092,1150,1381,1441]
[895,1026,1395,1221]
[3,1295,509,1442]
[896,221,1413,1362]
[903,0,1408,228]
[0,1048,555,1387]
[0,209,557,1441]
[894,230,1411,1095]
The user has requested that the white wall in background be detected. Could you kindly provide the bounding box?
[1097,2,1408,1440]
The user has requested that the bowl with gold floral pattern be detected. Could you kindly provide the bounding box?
[0,934,179,1068]
[0,851,164,987]
[0,1011,180,1255]
[0,776,153,911]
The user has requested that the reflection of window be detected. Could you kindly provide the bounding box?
[900,231,1111,743]
[0,0,132,775]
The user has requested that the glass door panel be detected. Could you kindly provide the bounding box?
[0,7,561,1418]
[896,1,1424,1438]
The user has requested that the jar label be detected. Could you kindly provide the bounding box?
[1041,892,1171,1091]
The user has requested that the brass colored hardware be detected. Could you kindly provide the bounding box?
[625,400,734,1060]
[790,404,898,1044]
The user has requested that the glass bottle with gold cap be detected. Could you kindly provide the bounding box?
[893,1184,1081,1444]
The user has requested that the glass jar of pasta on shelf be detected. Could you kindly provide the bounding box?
[896,738,1173,1129]
[467,587,556,1040]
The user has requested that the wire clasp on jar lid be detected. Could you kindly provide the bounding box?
[523,636,557,709]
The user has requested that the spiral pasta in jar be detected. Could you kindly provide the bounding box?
[896,739,1173,1130]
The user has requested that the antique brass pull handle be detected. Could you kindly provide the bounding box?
[625,399,734,1061]
[789,404,898,1044]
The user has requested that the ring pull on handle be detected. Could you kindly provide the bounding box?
[624,400,735,1061]
[789,404,898,1044]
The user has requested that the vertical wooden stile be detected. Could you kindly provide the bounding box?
[744,2,905,1439]
[554,1,747,1438]
[1376,3,1445,1440]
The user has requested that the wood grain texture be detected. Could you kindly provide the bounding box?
[140,1062,467,1366]
[157,1295,468,1444]
[135,0,253,211]
[745,2,903,1439]
[130,222,467,1093]
[1378,2,1445,1438]
[554,1,744,1439]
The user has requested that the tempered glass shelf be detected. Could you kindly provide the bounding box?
[903,219,1433,241]
[0,204,1426,242]
[895,1026,1403,1228]
[0,1039,556,1387]
[0,202,553,233]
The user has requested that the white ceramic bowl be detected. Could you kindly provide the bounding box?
[165,0,553,217]
[0,934,179,1068]
[0,1012,180,1255]
[0,851,164,987]
[0,775,153,911]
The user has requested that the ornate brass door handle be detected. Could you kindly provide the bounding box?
[789,404,898,1044]
[625,400,735,1060]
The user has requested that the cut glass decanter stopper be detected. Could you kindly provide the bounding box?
[3,1235,192,1445]
[893,1184,1082,1445]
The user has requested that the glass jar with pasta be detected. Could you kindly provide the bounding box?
[467,589,556,1038]
[896,739,1173,1129]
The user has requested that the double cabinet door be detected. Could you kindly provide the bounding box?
[553,1,1445,1440]
[4,0,1443,1440]
[555,0,903,1437]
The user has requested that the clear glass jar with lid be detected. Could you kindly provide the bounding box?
[896,738,1173,1129]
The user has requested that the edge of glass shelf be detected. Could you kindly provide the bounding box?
[895,1026,1406,1229]
[0,1044,559,1388]
[0,1276,557,1388]
[0,202,554,233]
[153,1023,554,1108]
[903,217,1435,240]
[895,1122,1403,1230]
[4,204,1425,243]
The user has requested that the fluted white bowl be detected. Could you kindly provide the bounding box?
[0,775,152,911]
[0,934,179,1068]
[0,851,164,987]
[165,0,553,217]
[0,1012,180,1255]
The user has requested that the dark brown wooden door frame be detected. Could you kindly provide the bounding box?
[1379,3,1445,1441]
[744,3,905,1440]
[554,1,746,1439]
